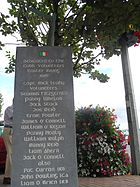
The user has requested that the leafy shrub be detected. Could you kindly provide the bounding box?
[76,105,131,177]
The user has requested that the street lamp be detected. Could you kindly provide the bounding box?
[119,32,140,175]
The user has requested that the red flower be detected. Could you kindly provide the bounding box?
[104,160,110,166]
[113,136,117,139]
[83,140,91,145]
[133,31,140,46]
[134,31,140,37]
[122,145,127,149]
[103,171,107,175]
[134,43,139,47]
[108,124,111,128]
[90,134,97,139]
[101,124,104,128]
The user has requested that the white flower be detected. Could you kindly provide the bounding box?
[99,129,103,133]
[96,169,100,172]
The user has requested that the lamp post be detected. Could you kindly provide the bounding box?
[29,7,56,46]
[119,33,140,174]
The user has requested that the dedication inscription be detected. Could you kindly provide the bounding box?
[12,46,78,187]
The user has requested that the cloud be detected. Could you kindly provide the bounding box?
[74,55,124,107]
[74,48,140,130]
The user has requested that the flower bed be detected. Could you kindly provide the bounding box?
[76,105,131,177]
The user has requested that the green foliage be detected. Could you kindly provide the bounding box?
[76,105,131,177]
[0,12,17,36]
[1,0,140,82]
[89,70,109,83]
[81,0,140,58]
[5,51,16,73]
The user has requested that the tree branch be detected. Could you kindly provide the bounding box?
[74,51,102,70]
[73,42,86,70]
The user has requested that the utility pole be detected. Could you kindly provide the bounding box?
[119,35,140,174]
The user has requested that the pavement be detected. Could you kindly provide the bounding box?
[1,174,140,187]
[79,175,140,187]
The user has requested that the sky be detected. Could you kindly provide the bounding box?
[74,47,140,130]
[0,1,140,130]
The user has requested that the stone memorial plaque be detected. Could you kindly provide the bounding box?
[12,46,78,187]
